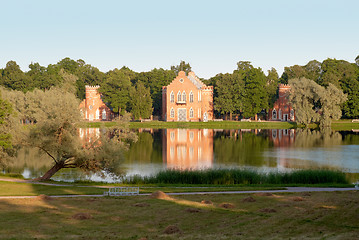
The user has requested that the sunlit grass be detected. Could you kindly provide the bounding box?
[0,191,358,239]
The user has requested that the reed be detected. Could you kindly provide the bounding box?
[123,169,348,185]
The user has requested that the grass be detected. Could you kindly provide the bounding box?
[0,191,358,239]
[77,120,298,129]
[0,181,105,196]
[76,119,359,130]
[122,169,349,185]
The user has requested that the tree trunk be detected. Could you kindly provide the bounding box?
[230,112,233,121]
[34,162,64,181]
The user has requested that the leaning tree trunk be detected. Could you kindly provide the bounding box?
[34,162,64,181]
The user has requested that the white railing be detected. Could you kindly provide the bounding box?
[104,187,139,196]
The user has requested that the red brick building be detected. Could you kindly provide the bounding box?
[79,85,114,121]
[162,71,213,121]
[162,129,213,170]
[268,84,295,122]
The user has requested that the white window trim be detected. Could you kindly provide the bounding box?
[182,91,186,102]
[177,91,181,102]
[170,91,174,103]
[272,109,277,120]
[170,108,175,118]
[189,91,194,103]
[189,107,194,118]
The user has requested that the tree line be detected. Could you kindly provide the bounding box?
[1,56,359,120]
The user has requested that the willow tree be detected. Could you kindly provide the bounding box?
[17,87,137,180]
[289,78,347,128]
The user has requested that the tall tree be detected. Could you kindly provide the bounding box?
[129,81,153,119]
[0,61,33,92]
[99,68,134,115]
[266,68,279,108]
[241,67,268,118]
[170,60,192,75]
[0,92,13,165]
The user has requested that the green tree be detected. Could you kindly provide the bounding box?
[170,60,192,75]
[0,92,13,165]
[130,81,153,119]
[213,73,243,119]
[266,68,279,108]
[288,78,347,127]
[133,68,175,116]
[279,65,306,84]
[99,68,134,115]
[0,61,33,92]
[22,88,136,180]
[241,67,268,118]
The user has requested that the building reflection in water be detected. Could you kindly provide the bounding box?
[78,128,101,145]
[162,129,214,170]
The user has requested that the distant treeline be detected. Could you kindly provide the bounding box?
[0,57,358,119]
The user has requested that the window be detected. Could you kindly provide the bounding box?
[102,109,106,120]
[182,91,186,102]
[89,105,93,110]
[179,78,184,83]
[170,131,175,142]
[189,91,194,102]
[170,108,175,118]
[189,108,194,118]
[170,91,174,103]
[95,109,99,119]
[177,91,181,102]
[290,109,294,120]
[279,109,282,120]
[272,109,277,119]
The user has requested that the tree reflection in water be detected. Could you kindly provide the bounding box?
[3,128,359,181]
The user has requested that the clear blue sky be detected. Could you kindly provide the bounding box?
[1,0,358,79]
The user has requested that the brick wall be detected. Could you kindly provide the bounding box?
[162,71,213,121]
[79,85,114,121]
[268,84,295,121]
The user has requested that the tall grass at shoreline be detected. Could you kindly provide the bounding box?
[123,169,349,185]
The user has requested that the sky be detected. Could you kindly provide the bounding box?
[0,0,358,79]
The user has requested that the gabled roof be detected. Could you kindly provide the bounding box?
[187,72,206,89]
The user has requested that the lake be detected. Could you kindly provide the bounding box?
[4,128,359,182]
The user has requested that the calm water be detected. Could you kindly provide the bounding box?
[5,128,359,182]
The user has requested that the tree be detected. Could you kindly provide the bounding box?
[355,55,359,66]
[0,61,33,92]
[170,60,192,75]
[129,81,153,120]
[99,68,134,115]
[0,92,13,166]
[213,73,243,120]
[279,65,306,84]
[288,78,347,127]
[24,88,136,180]
[266,68,279,108]
[241,68,268,118]
[133,68,175,116]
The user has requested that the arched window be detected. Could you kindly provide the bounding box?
[177,91,181,102]
[189,91,194,103]
[290,109,294,120]
[189,108,194,118]
[102,109,106,120]
[170,108,175,118]
[272,109,277,119]
[182,91,186,102]
[95,109,100,119]
[170,91,174,103]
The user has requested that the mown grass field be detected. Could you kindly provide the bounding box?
[0,191,358,239]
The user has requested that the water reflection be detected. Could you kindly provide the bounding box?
[163,129,213,170]
[3,128,359,182]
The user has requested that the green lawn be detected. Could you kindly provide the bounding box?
[0,191,358,239]
[76,119,359,130]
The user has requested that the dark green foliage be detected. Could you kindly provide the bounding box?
[129,81,152,119]
[170,60,192,75]
[133,68,175,116]
[123,169,348,185]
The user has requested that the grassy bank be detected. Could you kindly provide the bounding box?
[123,169,349,185]
[77,120,359,130]
[77,120,298,129]
[0,191,358,239]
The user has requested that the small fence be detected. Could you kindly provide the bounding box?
[103,187,139,196]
